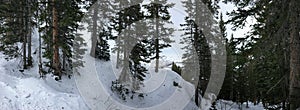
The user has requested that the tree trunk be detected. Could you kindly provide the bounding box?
[155,4,159,73]
[52,0,61,78]
[23,0,28,70]
[27,0,32,67]
[90,2,98,58]
[289,0,300,109]
[116,35,121,69]
[119,25,131,84]
[116,9,122,69]
[37,1,44,78]
[39,26,43,77]
[62,51,66,71]
[195,78,200,106]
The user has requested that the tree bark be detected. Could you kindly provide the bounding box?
[155,4,159,73]
[116,35,121,69]
[90,2,98,58]
[52,0,61,78]
[23,0,28,70]
[27,0,32,67]
[39,25,43,77]
[289,0,300,109]
[37,1,43,77]
[119,26,131,84]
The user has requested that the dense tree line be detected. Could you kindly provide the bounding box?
[0,0,87,79]
[0,0,299,109]
[219,0,300,109]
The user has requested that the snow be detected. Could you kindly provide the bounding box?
[0,29,265,110]
[0,53,89,110]
[216,100,265,110]
[0,29,89,110]
[75,51,266,110]
[75,51,199,109]
[0,44,264,110]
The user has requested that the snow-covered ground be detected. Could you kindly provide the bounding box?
[0,28,265,110]
[0,28,89,110]
[0,51,266,110]
[216,100,265,110]
[0,52,89,110]
[74,50,200,109]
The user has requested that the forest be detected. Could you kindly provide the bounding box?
[0,0,299,110]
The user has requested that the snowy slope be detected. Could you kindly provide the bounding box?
[0,28,265,110]
[0,28,89,110]
[95,57,199,109]
[74,51,199,109]
[0,52,89,110]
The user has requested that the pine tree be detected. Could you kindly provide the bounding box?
[89,0,99,58]
[0,0,35,70]
[180,16,211,106]
[110,3,145,84]
[112,0,130,69]
[109,1,153,96]
[224,0,300,109]
[181,0,220,106]
[95,28,110,61]
[171,62,182,75]
[39,0,85,79]
[129,41,151,90]
[84,0,114,59]
[142,0,175,73]
[52,0,60,78]
[128,19,153,91]
[0,1,21,59]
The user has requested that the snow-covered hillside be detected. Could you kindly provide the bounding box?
[0,28,90,110]
[0,52,89,110]
[0,51,265,110]
[0,28,265,110]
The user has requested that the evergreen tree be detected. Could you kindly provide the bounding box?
[129,41,151,90]
[128,19,153,91]
[39,0,85,79]
[95,28,110,61]
[111,0,130,69]
[84,0,115,60]
[180,16,211,106]
[110,1,153,96]
[171,62,182,75]
[181,0,220,106]
[142,0,175,73]
[0,0,35,70]
[111,3,144,84]
[224,0,300,109]
[52,0,60,78]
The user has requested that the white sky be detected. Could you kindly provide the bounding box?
[219,2,253,39]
